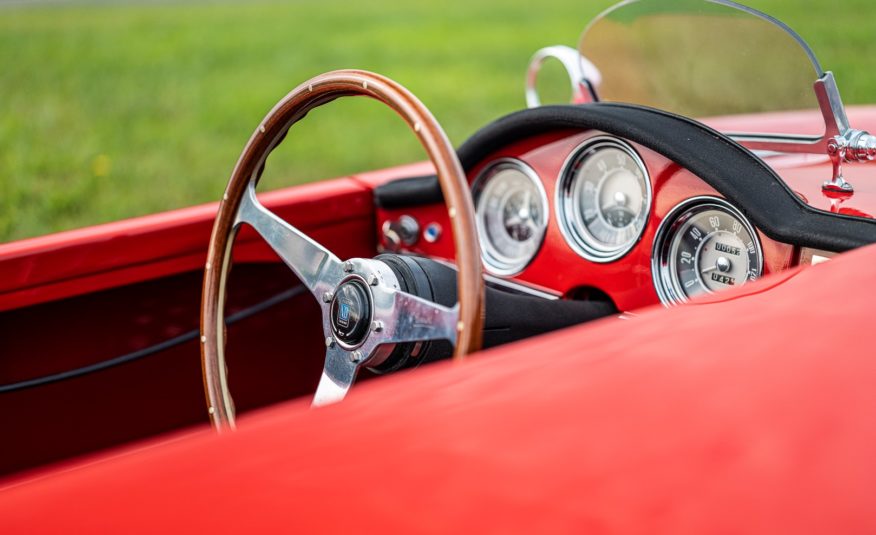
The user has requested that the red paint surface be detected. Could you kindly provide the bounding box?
[702,104,876,138]
[3,244,876,532]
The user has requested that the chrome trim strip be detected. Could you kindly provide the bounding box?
[429,256,560,300]
[483,274,560,300]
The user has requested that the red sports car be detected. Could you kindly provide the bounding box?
[2,0,875,532]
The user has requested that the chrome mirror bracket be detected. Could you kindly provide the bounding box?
[525,45,600,108]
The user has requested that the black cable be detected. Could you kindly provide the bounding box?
[0,285,308,394]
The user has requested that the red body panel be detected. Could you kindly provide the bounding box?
[2,244,876,533]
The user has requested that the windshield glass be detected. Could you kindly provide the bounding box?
[579,0,825,136]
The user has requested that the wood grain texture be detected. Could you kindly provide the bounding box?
[201,70,484,429]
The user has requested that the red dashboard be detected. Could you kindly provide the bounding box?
[375,129,805,312]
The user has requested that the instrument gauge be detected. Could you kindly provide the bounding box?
[473,159,548,275]
[557,137,651,262]
[653,197,764,305]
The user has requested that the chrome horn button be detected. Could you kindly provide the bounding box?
[329,278,373,347]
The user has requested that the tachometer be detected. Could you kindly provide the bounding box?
[653,197,763,305]
[473,159,548,275]
[557,137,651,262]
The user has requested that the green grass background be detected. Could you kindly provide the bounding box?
[1,0,874,241]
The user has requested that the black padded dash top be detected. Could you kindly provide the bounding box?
[454,103,876,253]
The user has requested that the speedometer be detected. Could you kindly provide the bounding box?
[557,137,651,262]
[653,197,763,305]
[473,158,548,275]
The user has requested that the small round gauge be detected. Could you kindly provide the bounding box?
[653,197,764,305]
[557,137,651,262]
[473,159,548,275]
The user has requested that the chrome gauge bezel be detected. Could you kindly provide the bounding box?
[652,196,764,306]
[555,136,652,263]
[472,158,549,276]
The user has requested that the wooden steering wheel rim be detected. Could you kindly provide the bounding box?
[200,70,485,429]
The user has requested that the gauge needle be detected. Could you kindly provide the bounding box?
[519,191,531,220]
[702,256,732,275]
[602,191,628,213]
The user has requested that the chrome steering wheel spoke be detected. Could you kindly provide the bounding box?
[376,291,458,346]
[312,344,364,407]
[236,184,345,297]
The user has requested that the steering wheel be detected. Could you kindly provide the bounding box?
[200,70,485,430]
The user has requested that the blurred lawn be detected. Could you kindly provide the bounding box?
[1,0,874,241]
